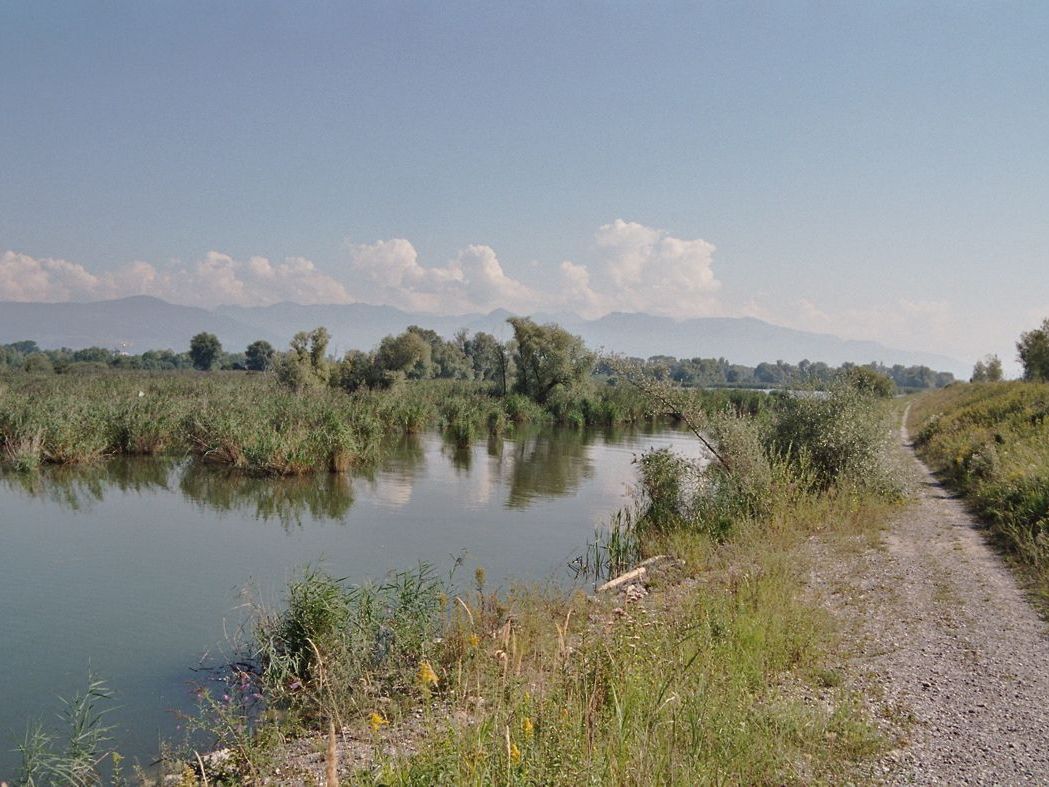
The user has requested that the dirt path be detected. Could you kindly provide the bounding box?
[816,406,1049,785]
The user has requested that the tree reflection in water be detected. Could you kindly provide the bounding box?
[178,463,354,529]
[0,456,176,511]
[505,426,596,508]
[0,424,668,523]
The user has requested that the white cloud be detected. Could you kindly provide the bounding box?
[0,251,103,302]
[0,250,350,307]
[589,219,721,317]
[525,220,724,319]
[557,260,606,318]
[348,239,538,314]
[3,220,721,318]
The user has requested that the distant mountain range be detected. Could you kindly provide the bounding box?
[0,296,966,375]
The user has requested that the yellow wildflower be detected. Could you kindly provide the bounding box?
[368,712,388,733]
[509,742,522,765]
[417,659,439,688]
[467,633,480,648]
[522,716,534,738]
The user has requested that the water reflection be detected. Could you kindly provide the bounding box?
[179,464,355,528]
[0,425,677,518]
[505,426,594,508]
[0,457,176,511]
[0,422,700,779]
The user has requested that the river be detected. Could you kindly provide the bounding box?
[0,423,701,777]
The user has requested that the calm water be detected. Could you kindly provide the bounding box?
[0,424,700,776]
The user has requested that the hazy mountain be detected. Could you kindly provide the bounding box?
[0,296,262,353]
[216,303,519,355]
[0,296,966,375]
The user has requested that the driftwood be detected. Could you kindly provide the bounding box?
[596,555,673,593]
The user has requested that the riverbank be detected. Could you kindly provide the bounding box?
[245,489,900,785]
[11,378,911,784]
[152,382,908,785]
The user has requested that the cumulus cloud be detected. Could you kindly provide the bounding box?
[590,219,720,316]
[348,239,538,314]
[541,220,723,318]
[0,250,350,307]
[2,219,723,318]
[0,251,105,302]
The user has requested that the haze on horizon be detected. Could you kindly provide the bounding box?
[2,3,1046,374]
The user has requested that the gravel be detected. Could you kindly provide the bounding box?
[813,410,1049,785]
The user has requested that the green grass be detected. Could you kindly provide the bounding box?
[367,489,892,786]
[910,381,1049,600]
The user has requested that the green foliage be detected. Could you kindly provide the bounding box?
[175,365,897,784]
[508,317,593,404]
[971,354,1004,383]
[252,565,444,722]
[1017,317,1049,382]
[23,353,54,374]
[376,330,433,379]
[189,332,222,371]
[839,365,895,398]
[596,354,954,390]
[245,339,276,371]
[462,330,512,393]
[767,386,903,496]
[274,327,331,390]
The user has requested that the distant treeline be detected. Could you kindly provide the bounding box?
[601,355,955,391]
[0,335,955,390]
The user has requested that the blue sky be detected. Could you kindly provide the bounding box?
[1,2,1047,369]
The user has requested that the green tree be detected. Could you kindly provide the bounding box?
[275,327,330,390]
[23,353,54,374]
[971,359,988,383]
[189,332,222,371]
[404,325,473,379]
[840,366,895,398]
[464,331,512,394]
[331,349,385,392]
[986,354,1003,382]
[971,354,1003,383]
[375,331,432,379]
[508,317,593,403]
[245,340,276,372]
[1017,318,1049,381]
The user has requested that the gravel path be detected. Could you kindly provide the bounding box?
[823,408,1049,784]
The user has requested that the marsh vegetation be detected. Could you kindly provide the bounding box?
[154,376,904,785]
[1,320,911,784]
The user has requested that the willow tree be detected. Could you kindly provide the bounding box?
[507,317,593,404]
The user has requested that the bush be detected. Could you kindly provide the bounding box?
[767,386,902,496]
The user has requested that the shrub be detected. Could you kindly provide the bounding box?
[766,386,902,496]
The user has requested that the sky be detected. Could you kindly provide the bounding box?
[1,2,1047,371]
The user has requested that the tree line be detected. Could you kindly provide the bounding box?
[598,355,954,391]
[1,319,957,393]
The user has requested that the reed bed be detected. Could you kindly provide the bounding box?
[0,371,765,476]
